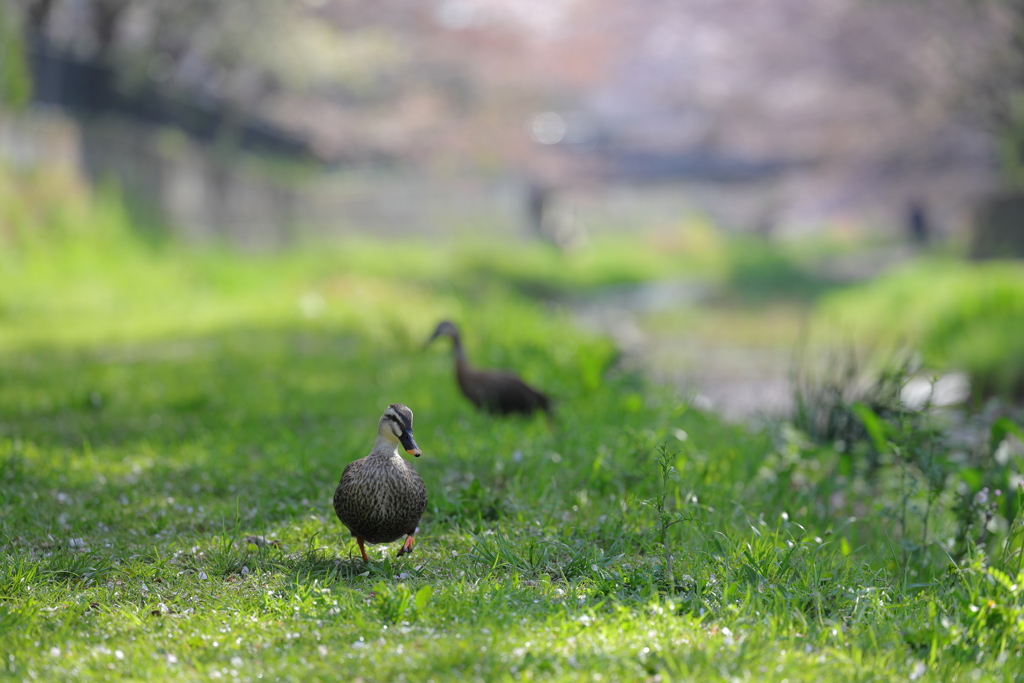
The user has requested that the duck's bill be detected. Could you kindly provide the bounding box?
[399,432,422,457]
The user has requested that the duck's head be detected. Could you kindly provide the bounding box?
[378,403,421,456]
[425,320,460,347]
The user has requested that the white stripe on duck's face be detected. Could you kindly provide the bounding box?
[378,407,411,442]
[378,415,401,442]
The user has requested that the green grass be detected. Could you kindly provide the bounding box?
[815,258,1024,400]
[1,167,1023,681]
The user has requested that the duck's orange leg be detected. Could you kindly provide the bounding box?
[356,537,369,563]
[396,535,415,558]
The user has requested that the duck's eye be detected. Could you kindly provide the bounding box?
[387,415,404,437]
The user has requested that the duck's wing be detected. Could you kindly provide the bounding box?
[338,457,363,484]
[401,461,429,522]
[499,375,551,415]
[474,368,551,415]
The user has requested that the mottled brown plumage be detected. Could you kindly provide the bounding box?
[426,321,551,416]
[333,404,427,562]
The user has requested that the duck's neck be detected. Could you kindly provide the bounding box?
[450,333,468,367]
[371,435,400,458]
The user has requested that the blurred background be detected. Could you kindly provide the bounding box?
[2,0,1023,421]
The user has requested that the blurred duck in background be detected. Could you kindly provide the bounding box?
[426,320,552,417]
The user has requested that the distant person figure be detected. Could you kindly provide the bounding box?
[527,184,549,239]
[907,200,929,245]
[525,183,585,251]
[755,212,777,240]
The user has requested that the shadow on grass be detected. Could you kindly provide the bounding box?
[0,326,371,452]
[282,544,426,586]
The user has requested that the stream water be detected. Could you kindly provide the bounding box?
[569,280,795,423]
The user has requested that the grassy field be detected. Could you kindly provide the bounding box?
[2,169,1024,681]
[814,259,1024,401]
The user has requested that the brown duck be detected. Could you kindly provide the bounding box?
[426,321,551,416]
[333,404,427,562]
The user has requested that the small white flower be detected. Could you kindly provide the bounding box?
[230,656,242,667]
[114,650,124,660]
[49,647,60,657]
[165,654,178,665]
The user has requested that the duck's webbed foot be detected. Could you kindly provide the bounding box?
[396,535,415,558]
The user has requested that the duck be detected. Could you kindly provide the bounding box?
[426,320,551,416]
[333,403,428,562]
